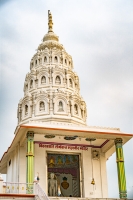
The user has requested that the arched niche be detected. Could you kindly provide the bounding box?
[65,58,67,65]
[58,101,64,112]
[74,104,78,115]
[53,96,68,115]
[35,96,49,116]
[54,56,58,63]
[55,76,61,85]
[41,76,46,84]
[44,56,47,63]
[30,79,33,89]
[25,104,28,115]
[69,78,73,87]
[39,101,45,111]
[25,84,28,92]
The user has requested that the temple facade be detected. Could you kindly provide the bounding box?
[0,11,132,199]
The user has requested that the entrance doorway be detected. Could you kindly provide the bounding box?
[47,153,80,197]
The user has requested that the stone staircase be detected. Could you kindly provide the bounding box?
[49,198,133,200]
[0,196,133,200]
[0,194,35,200]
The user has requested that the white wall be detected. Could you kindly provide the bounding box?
[19,143,26,182]
[100,152,108,197]
[12,151,16,182]
[82,148,94,197]
[93,158,102,197]
[6,145,20,183]
[6,154,13,182]
[34,143,47,192]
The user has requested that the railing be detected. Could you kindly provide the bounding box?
[3,182,34,194]
[2,182,131,200]
[2,182,50,200]
[34,183,50,200]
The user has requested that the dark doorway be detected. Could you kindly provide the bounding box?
[47,153,80,197]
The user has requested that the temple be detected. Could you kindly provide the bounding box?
[0,11,132,199]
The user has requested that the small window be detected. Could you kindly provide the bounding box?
[25,105,28,115]
[44,56,47,62]
[74,104,78,115]
[36,60,37,64]
[54,56,58,62]
[39,101,45,111]
[69,79,72,87]
[30,80,33,89]
[58,101,64,112]
[69,61,71,66]
[55,76,61,84]
[41,76,46,84]
[65,59,67,65]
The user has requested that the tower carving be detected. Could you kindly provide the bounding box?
[17,11,87,126]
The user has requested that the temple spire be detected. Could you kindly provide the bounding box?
[48,10,53,33]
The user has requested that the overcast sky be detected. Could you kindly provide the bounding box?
[0,0,133,198]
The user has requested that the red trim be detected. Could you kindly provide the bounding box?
[0,193,35,197]
[100,139,109,148]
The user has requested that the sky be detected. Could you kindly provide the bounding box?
[0,0,133,198]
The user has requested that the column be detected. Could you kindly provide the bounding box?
[26,131,34,194]
[115,138,127,198]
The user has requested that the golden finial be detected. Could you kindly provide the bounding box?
[48,10,53,32]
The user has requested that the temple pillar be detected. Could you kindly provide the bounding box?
[26,131,34,194]
[115,138,127,198]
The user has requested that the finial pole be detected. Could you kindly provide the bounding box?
[48,10,53,33]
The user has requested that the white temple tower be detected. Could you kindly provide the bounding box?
[0,11,132,199]
[18,10,87,127]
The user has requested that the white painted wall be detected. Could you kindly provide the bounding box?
[34,143,47,192]
[100,151,108,197]
[0,174,4,193]
[6,145,20,183]
[19,144,26,182]
[12,150,17,182]
[93,158,102,197]
[82,148,94,197]
[6,156,12,182]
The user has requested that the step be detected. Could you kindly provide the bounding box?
[0,193,35,200]
[49,198,133,200]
